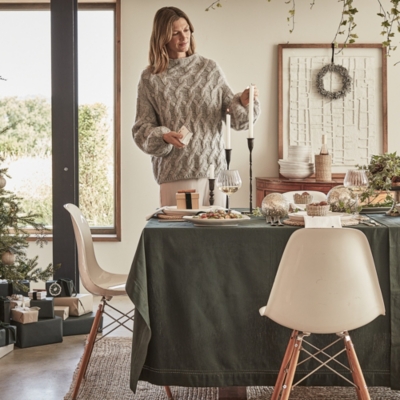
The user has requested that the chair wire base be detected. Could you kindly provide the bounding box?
[271,330,371,400]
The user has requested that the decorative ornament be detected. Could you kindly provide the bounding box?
[49,282,62,297]
[316,44,352,100]
[0,174,6,189]
[327,185,356,212]
[261,193,289,219]
[2,251,16,265]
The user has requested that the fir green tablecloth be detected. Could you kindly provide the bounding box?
[126,214,399,391]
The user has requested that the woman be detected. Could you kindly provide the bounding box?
[133,6,260,207]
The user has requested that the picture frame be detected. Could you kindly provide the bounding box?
[278,43,388,177]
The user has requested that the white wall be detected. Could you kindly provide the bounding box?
[28,0,400,284]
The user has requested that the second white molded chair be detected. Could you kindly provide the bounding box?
[259,228,385,400]
[64,204,173,400]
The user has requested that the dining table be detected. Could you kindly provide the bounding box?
[126,211,400,395]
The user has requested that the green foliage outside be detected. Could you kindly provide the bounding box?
[0,96,114,227]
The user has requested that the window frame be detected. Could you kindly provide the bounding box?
[0,0,121,241]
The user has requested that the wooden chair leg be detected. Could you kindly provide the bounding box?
[343,333,371,400]
[279,333,304,400]
[71,303,104,400]
[271,331,304,400]
[271,330,299,400]
[164,385,173,399]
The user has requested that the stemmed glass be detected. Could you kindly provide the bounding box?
[216,170,242,211]
[343,169,369,218]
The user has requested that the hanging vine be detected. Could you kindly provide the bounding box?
[205,0,400,59]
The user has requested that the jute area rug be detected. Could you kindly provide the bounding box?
[64,337,400,400]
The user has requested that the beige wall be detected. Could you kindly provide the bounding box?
[29,0,400,281]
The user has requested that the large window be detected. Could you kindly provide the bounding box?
[0,1,120,237]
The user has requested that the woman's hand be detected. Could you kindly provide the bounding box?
[240,85,259,107]
[162,131,186,149]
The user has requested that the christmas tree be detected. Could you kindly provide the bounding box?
[0,155,57,292]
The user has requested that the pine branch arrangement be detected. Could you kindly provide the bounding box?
[0,156,58,292]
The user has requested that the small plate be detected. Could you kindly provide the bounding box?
[288,211,353,222]
[183,214,250,226]
[163,206,224,216]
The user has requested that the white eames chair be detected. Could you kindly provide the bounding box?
[64,204,173,400]
[259,228,385,400]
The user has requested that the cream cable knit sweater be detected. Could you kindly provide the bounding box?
[132,53,260,185]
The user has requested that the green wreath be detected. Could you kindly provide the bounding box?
[316,63,352,100]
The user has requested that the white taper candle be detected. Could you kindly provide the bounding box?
[248,85,254,138]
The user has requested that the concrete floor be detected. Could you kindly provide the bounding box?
[0,296,134,400]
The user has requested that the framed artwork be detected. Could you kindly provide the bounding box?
[278,43,388,176]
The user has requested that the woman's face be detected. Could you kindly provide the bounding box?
[166,18,191,59]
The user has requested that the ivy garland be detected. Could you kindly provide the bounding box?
[316,63,352,100]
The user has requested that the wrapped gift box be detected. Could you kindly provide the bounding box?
[0,323,17,345]
[28,291,47,300]
[176,190,199,210]
[53,294,93,317]
[9,296,28,309]
[0,343,14,359]
[54,306,69,320]
[12,280,30,296]
[0,297,11,323]
[0,281,13,297]
[0,327,5,347]
[63,312,103,336]
[11,316,63,348]
[11,307,40,324]
[29,298,54,319]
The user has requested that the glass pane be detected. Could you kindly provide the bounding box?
[78,10,115,228]
[0,8,116,229]
[0,11,52,226]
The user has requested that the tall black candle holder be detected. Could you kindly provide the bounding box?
[224,149,232,209]
[247,138,254,214]
[208,179,215,206]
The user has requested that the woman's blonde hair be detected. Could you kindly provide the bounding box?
[149,7,196,74]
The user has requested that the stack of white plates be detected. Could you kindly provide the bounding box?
[279,145,314,179]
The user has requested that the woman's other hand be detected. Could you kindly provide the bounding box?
[163,131,186,148]
[240,85,259,107]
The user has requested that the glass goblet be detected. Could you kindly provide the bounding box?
[216,169,242,211]
[343,169,369,218]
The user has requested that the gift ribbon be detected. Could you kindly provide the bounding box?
[185,192,192,209]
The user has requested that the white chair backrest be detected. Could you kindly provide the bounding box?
[262,228,385,334]
[64,203,104,294]
[283,190,327,204]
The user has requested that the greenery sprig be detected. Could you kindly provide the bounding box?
[377,0,400,59]
[205,0,400,60]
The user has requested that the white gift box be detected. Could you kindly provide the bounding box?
[28,291,47,300]
[0,344,14,359]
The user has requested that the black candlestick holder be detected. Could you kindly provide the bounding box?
[247,138,254,214]
[208,179,215,206]
[224,149,232,209]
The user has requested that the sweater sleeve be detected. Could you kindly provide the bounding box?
[132,73,173,158]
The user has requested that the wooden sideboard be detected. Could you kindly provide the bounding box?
[255,177,343,207]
